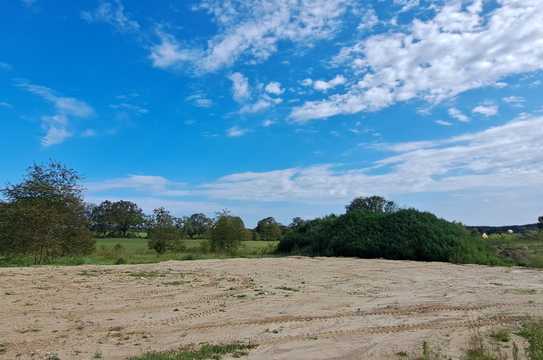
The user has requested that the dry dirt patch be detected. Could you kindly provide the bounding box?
[1,257,542,359]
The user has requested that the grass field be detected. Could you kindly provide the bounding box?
[485,232,543,268]
[0,238,279,267]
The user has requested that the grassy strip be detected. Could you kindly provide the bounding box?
[129,343,256,360]
[0,238,279,267]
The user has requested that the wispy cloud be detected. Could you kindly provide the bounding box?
[226,126,249,137]
[448,108,469,123]
[81,0,140,33]
[149,0,355,73]
[16,81,94,146]
[228,72,250,102]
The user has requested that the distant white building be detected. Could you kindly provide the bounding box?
[482,233,489,239]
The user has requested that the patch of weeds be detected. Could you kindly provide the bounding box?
[115,257,127,265]
[518,321,543,360]
[78,270,99,277]
[162,281,186,286]
[45,353,61,360]
[463,330,507,360]
[508,288,538,295]
[128,343,256,360]
[490,329,511,343]
[0,343,6,354]
[92,351,103,359]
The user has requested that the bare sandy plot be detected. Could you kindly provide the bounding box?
[1,257,542,359]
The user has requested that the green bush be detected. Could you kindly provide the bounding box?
[278,208,500,265]
[210,213,246,254]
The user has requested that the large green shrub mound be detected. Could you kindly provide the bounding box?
[279,208,500,265]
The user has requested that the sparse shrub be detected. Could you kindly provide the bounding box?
[518,321,543,360]
[115,257,126,265]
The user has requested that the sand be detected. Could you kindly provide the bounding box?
[1,257,542,359]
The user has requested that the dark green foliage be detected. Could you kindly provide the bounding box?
[346,195,397,215]
[181,213,213,239]
[147,207,181,254]
[0,162,95,264]
[210,211,245,253]
[90,200,144,237]
[539,216,543,230]
[279,204,500,265]
[255,217,283,241]
[129,343,255,360]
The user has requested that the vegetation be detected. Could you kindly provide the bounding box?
[485,231,543,268]
[0,162,94,264]
[279,200,501,265]
[210,211,246,253]
[346,195,398,214]
[147,207,184,254]
[255,217,283,241]
[518,320,543,360]
[89,200,145,237]
[129,343,255,360]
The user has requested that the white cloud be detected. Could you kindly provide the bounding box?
[203,116,543,201]
[292,0,543,122]
[81,0,140,33]
[262,119,275,127]
[228,72,250,102]
[264,81,284,95]
[149,31,201,70]
[17,82,94,146]
[150,0,354,73]
[0,102,12,108]
[472,104,498,117]
[86,175,189,197]
[313,75,346,92]
[226,126,249,137]
[41,115,72,147]
[185,93,213,108]
[239,95,282,114]
[503,96,525,107]
[357,8,378,31]
[448,107,469,123]
[435,120,452,127]
[17,82,94,118]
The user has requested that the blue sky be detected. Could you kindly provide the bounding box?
[1,0,542,226]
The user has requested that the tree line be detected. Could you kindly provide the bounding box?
[0,162,285,263]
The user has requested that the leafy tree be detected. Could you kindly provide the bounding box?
[346,196,398,214]
[147,207,180,254]
[0,162,94,263]
[183,213,213,238]
[538,216,543,230]
[210,210,245,253]
[255,217,283,241]
[90,200,144,237]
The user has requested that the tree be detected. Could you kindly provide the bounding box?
[147,207,180,254]
[210,210,245,253]
[0,162,94,263]
[255,217,282,241]
[539,216,543,230]
[183,213,213,238]
[90,200,144,237]
[346,196,398,215]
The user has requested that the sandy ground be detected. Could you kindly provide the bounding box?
[1,257,542,360]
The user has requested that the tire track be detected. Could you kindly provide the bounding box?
[184,302,539,332]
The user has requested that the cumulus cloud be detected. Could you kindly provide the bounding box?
[357,8,378,31]
[149,0,354,73]
[264,81,284,95]
[228,72,250,102]
[81,0,140,33]
[292,0,543,122]
[448,107,469,123]
[239,95,282,114]
[472,104,498,117]
[312,75,346,92]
